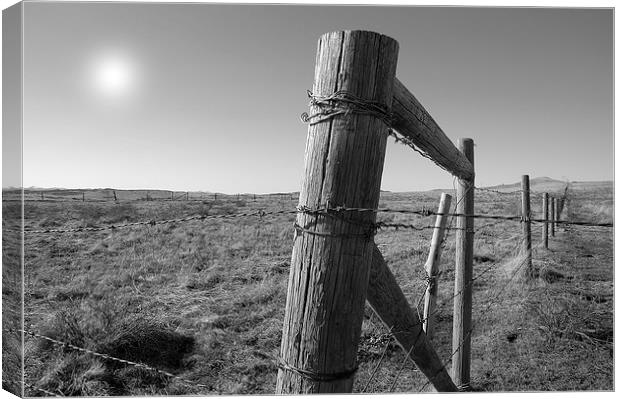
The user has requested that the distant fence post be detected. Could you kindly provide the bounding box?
[113,190,117,201]
[550,198,556,237]
[542,193,549,249]
[82,192,85,202]
[276,30,398,394]
[521,175,532,273]
[452,138,474,390]
[186,192,189,201]
[41,192,44,201]
[423,192,452,340]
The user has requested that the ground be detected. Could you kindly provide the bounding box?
[1,180,613,395]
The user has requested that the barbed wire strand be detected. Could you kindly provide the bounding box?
[418,252,532,392]
[2,379,62,397]
[8,328,211,390]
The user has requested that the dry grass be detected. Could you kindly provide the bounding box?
[3,181,613,395]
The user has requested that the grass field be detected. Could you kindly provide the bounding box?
[2,179,613,395]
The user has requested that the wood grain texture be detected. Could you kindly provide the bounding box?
[391,79,474,181]
[367,245,458,392]
[451,138,474,388]
[276,30,399,394]
[542,193,549,249]
[521,175,532,271]
[550,198,556,237]
[423,192,452,340]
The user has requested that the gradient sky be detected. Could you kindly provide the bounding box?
[13,1,614,193]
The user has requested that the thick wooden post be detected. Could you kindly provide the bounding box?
[521,175,532,272]
[367,246,457,391]
[542,193,549,249]
[452,138,474,390]
[550,198,556,237]
[423,192,452,339]
[276,30,398,394]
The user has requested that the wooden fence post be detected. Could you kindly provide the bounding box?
[82,192,85,202]
[276,30,398,394]
[452,138,474,390]
[550,198,556,237]
[113,190,117,201]
[214,193,217,201]
[423,192,452,340]
[542,193,549,249]
[521,175,532,272]
[186,192,189,201]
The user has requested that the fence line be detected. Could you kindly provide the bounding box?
[9,206,612,236]
[418,250,532,392]
[8,190,609,394]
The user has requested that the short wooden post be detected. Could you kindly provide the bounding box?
[550,198,556,237]
[113,190,117,201]
[423,192,452,339]
[253,194,257,201]
[82,192,85,202]
[452,138,474,390]
[521,175,532,272]
[276,30,398,394]
[186,192,189,201]
[214,193,217,201]
[542,193,549,249]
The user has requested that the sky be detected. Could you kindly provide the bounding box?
[3,1,614,193]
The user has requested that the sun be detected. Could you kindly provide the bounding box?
[90,53,136,98]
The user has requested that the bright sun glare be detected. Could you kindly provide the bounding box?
[92,54,135,98]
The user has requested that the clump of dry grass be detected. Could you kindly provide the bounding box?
[33,300,195,396]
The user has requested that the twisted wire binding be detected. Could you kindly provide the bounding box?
[293,222,375,239]
[300,90,393,127]
[9,328,211,390]
[277,357,358,382]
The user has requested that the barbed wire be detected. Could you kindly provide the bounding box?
[474,186,522,196]
[2,379,62,397]
[418,251,532,392]
[7,328,211,390]
[12,204,611,236]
